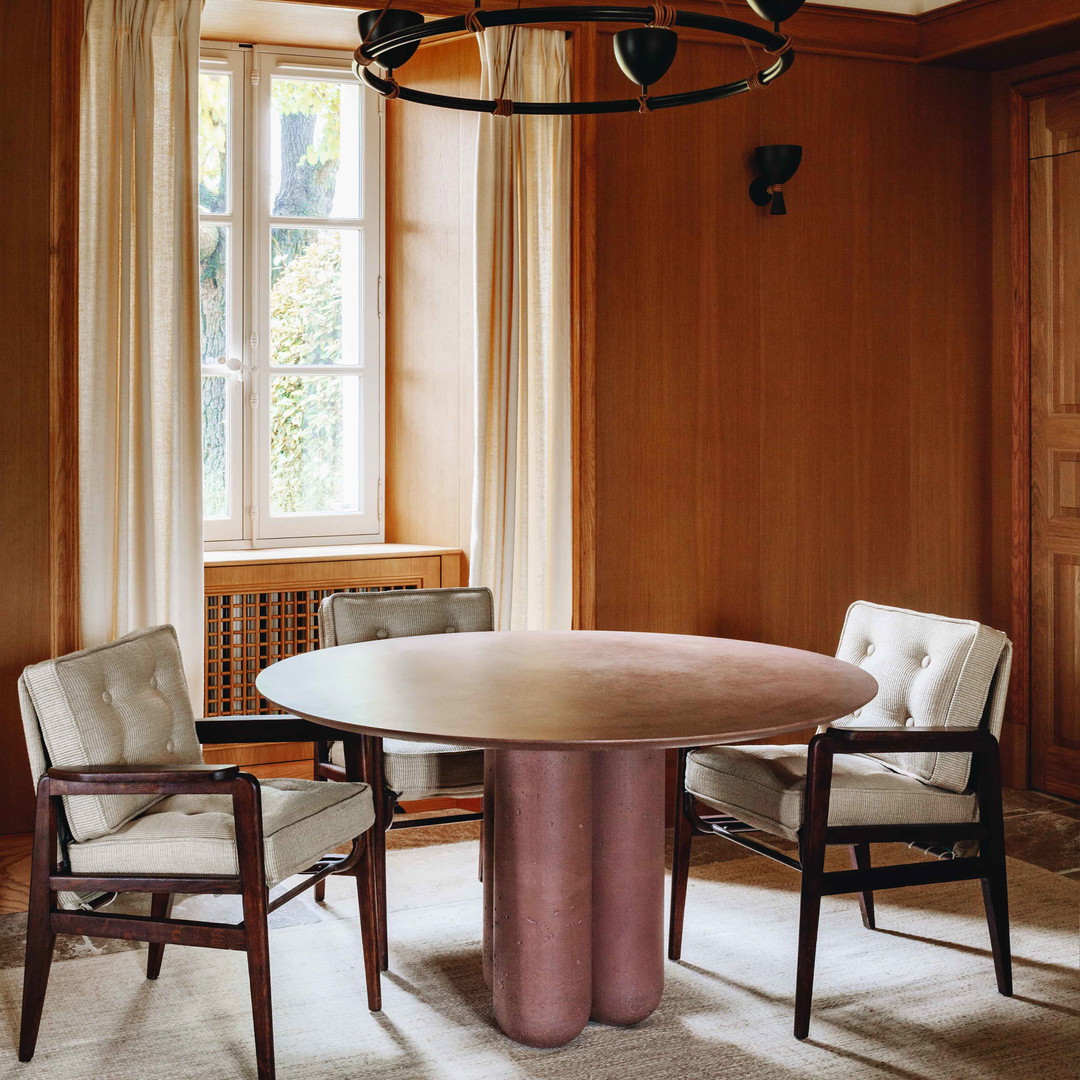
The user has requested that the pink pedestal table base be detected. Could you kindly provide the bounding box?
[482,747,667,1048]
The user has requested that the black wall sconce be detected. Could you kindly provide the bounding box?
[749,144,802,216]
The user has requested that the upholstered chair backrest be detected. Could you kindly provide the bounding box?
[832,602,1012,794]
[319,587,495,648]
[18,625,203,842]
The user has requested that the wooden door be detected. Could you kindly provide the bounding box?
[1029,86,1080,799]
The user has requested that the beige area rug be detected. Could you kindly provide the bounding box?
[0,841,1076,1079]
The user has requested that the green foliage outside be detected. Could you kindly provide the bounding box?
[199,72,355,520]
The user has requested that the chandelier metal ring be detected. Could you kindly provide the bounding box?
[353,6,796,115]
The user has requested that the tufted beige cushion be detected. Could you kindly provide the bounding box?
[320,588,492,797]
[832,602,1010,793]
[65,777,374,887]
[19,626,203,842]
[329,739,484,802]
[685,744,979,843]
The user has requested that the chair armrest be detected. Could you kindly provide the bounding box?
[47,764,241,784]
[195,714,330,744]
[822,727,998,756]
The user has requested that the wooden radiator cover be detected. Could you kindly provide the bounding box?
[203,546,463,719]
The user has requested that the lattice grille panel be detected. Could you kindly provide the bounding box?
[205,581,421,716]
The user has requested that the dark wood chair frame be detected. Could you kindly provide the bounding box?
[313,732,483,971]
[668,726,1012,1040]
[19,716,382,1080]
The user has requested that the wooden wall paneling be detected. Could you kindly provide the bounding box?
[383,38,479,566]
[50,0,81,662]
[588,44,994,661]
[985,69,1029,785]
[1029,87,1080,158]
[918,0,1080,70]
[0,0,80,835]
[1029,145,1080,799]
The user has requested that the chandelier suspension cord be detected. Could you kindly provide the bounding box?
[718,0,767,86]
[357,0,397,58]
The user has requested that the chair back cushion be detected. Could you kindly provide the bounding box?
[319,587,494,647]
[832,602,1011,793]
[19,625,202,842]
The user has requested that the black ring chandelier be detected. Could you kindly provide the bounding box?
[352,0,807,116]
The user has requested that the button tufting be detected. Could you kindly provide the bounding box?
[150,676,159,689]
[101,691,112,705]
[445,626,457,633]
[905,717,915,727]
[921,656,931,668]
[866,644,875,656]
[166,739,176,753]
[853,709,862,718]
[375,628,389,639]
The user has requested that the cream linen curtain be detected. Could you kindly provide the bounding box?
[471,27,573,631]
[78,0,204,702]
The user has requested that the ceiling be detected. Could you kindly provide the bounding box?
[201,0,963,50]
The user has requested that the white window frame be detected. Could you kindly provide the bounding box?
[200,43,385,549]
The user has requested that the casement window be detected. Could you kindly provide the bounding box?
[199,45,383,546]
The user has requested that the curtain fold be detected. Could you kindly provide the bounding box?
[78,0,204,702]
[471,27,573,631]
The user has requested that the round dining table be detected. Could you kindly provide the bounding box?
[256,630,877,1049]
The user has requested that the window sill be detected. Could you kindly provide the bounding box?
[204,543,463,568]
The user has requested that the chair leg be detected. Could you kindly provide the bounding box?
[849,844,875,929]
[146,893,173,979]
[313,744,330,904]
[375,801,390,971]
[234,777,275,1080]
[668,768,693,961]
[981,871,1012,996]
[794,736,833,1041]
[355,836,383,1011]
[19,785,57,1063]
[977,747,1012,997]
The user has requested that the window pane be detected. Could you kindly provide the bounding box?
[270,77,361,219]
[270,228,361,366]
[203,376,229,518]
[199,72,230,214]
[200,224,228,365]
[270,375,361,514]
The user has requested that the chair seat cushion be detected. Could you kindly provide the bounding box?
[686,745,977,843]
[67,778,375,887]
[330,739,484,802]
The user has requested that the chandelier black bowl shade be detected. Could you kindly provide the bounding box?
[613,27,678,88]
[745,0,806,22]
[354,6,797,115]
[357,8,426,69]
[754,143,802,185]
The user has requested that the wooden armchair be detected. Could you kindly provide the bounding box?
[17,626,382,1080]
[668,602,1014,1040]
